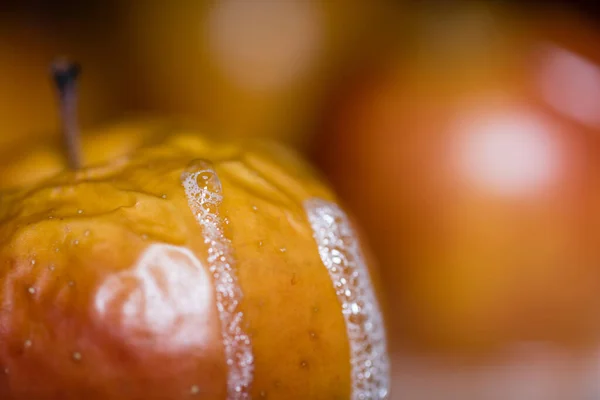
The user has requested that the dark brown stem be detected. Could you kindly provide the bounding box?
[51,59,82,170]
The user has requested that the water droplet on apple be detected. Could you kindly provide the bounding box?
[183,160,221,192]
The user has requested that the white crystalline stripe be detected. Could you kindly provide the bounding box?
[182,168,254,399]
[305,198,391,400]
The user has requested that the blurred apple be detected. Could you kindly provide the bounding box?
[114,0,389,151]
[315,1,600,356]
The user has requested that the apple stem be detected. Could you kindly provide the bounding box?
[51,59,82,170]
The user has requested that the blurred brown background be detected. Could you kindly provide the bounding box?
[3,0,600,398]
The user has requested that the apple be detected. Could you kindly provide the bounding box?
[112,1,389,151]
[0,63,390,399]
[315,2,600,356]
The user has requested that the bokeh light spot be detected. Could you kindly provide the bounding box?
[207,0,322,91]
[453,109,563,196]
[537,44,600,128]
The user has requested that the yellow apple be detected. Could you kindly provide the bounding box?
[113,1,389,151]
[0,122,390,399]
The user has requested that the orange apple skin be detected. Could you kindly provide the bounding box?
[315,4,600,355]
[0,124,390,399]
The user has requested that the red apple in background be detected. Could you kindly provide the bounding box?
[315,1,600,356]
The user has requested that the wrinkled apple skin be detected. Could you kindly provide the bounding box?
[0,125,388,399]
